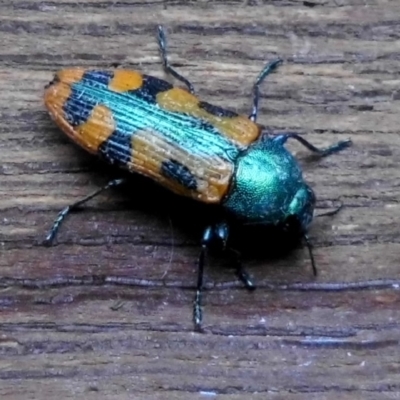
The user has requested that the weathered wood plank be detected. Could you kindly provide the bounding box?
[1,0,400,398]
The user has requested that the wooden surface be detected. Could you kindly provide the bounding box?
[1,0,400,398]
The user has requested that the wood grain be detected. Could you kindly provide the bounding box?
[1,0,400,398]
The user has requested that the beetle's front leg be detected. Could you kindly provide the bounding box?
[194,222,254,331]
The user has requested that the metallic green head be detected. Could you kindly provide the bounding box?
[223,136,316,233]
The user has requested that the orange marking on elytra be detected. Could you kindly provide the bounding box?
[109,70,143,92]
[56,68,86,85]
[156,87,200,114]
[45,69,115,154]
[130,129,233,203]
[77,105,115,152]
[44,80,71,114]
[157,87,261,146]
[218,115,261,145]
[44,80,90,150]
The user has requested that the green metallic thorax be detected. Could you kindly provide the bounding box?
[223,136,315,228]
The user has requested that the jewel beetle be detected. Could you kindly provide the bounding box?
[44,26,351,331]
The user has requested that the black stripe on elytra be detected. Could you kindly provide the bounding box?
[82,70,114,87]
[63,89,97,127]
[63,70,115,127]
[98,129,132,167]
[161,159,197,190]
[199,101,238,118]
[128,74,173,103]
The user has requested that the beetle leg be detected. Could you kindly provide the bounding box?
[303,233,317,276]
[194,222,254,330]
[194,223,229,330]
[157,25,195,94]
[194,225,215,331]
[249,59,282,122]
[194,242,207,331]
[273,132,352,157]
[43,178,126,246]
[228,247,255,290]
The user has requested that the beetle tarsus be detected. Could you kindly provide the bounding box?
[43,206,72,246]
[229,247,255,290]
[193,290,203,332]
[303,233,317,276]
[194,243,206,331]
[236,266,255,290]
[44,178,126,246]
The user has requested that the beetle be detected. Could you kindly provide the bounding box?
[44,26,351,330]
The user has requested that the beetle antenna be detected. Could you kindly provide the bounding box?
[303,233,317,276]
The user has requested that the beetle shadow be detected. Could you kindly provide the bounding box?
[87,158,304,267]
[228,223,303,262]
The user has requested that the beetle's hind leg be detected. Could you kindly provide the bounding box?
[157,26,195,94]
[194,223,254,331]
[273,132,352,157]
[43,178,126,246]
